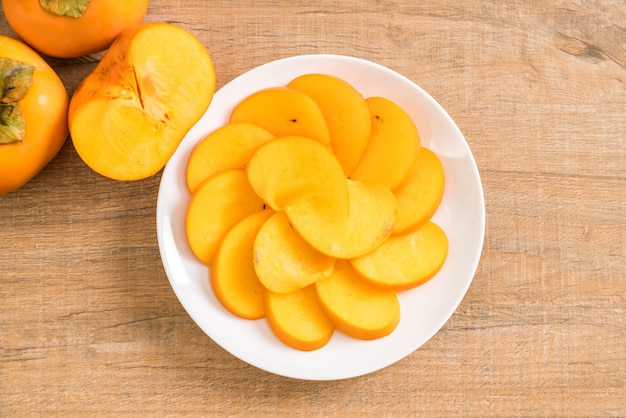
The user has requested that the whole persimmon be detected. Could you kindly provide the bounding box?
[1,0,149,58]
[0,36,69,194]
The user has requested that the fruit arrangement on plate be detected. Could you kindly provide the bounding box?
[183,73,448,351]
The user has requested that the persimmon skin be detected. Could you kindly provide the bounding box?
[1,0,149,58]
[0,36,68,195]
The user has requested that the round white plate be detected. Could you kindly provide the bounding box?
[156,54,485,380]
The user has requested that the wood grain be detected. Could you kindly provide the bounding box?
[1,1,624,416]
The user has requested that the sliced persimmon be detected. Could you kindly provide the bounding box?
[287,74,370,175]
[315,260,400,340]
[254,212,335,294]
[350,221,448,290]
[285,179,396,259]
[186,122,274,193]
[185,169,265,265]
[229,87,330,145]
[265,285,334,351]
[393,147,445,235]
[211,210,274,319]
[350,97,419,191]
[246,136,349,217]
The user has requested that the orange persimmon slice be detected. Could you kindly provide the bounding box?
[287,73,370,175]
[185,169,265,265]
[392,147,445,235]
[186,122,274,193]
[350,221,448,290]
[211,210,274,319]
[285,179,396,259]
[315,260,400,340]
[246,136,349,217]
[229,87,331,145]
[253,212,336,294]
[265,285,334,351]
[350,96,419,191]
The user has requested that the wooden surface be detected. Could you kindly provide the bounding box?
[1,1,624,416]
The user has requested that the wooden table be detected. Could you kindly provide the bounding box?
[1,1,624,416]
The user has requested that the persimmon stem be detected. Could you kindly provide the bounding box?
[39,0,92,18]
[0,58,34,145]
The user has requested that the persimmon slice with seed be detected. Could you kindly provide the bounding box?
[230,87,331,145]
[350,96,419,191]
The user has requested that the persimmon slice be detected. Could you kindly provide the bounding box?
[265,285,334,351]
[211,210,274,320]
[285,179,396,259]
[392,147,445,235]
[350,97,419,191]
[186,122,274,193]
[185,169,265,265]
[315,260,400,340]
[246,136,349,217]
[287,74,370,175]
[230,87,331,145]
[350,221,448,290]
[253,212,335,294]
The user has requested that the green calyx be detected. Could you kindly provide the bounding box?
[0,58,34,145]
[39,0,92,18]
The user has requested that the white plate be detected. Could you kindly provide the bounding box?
[156,54,485,380]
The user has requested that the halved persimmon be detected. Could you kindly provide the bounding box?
[70,22,215,181]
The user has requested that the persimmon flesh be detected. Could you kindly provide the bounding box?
[253,212,335,294]
[185,169,265,265]
[246,136,349,217]
[285,179,397,259]
[350,97,420,191]
[265,285,334,352]
[392,147,445,235]
[211,210,274,320]
[351,221,449,290]
[287,73,370,175]
[186,122,274,193]
[316,260,400,340]
[1,0,149,58]
[230,87,331,145]
[69,22,216,181]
